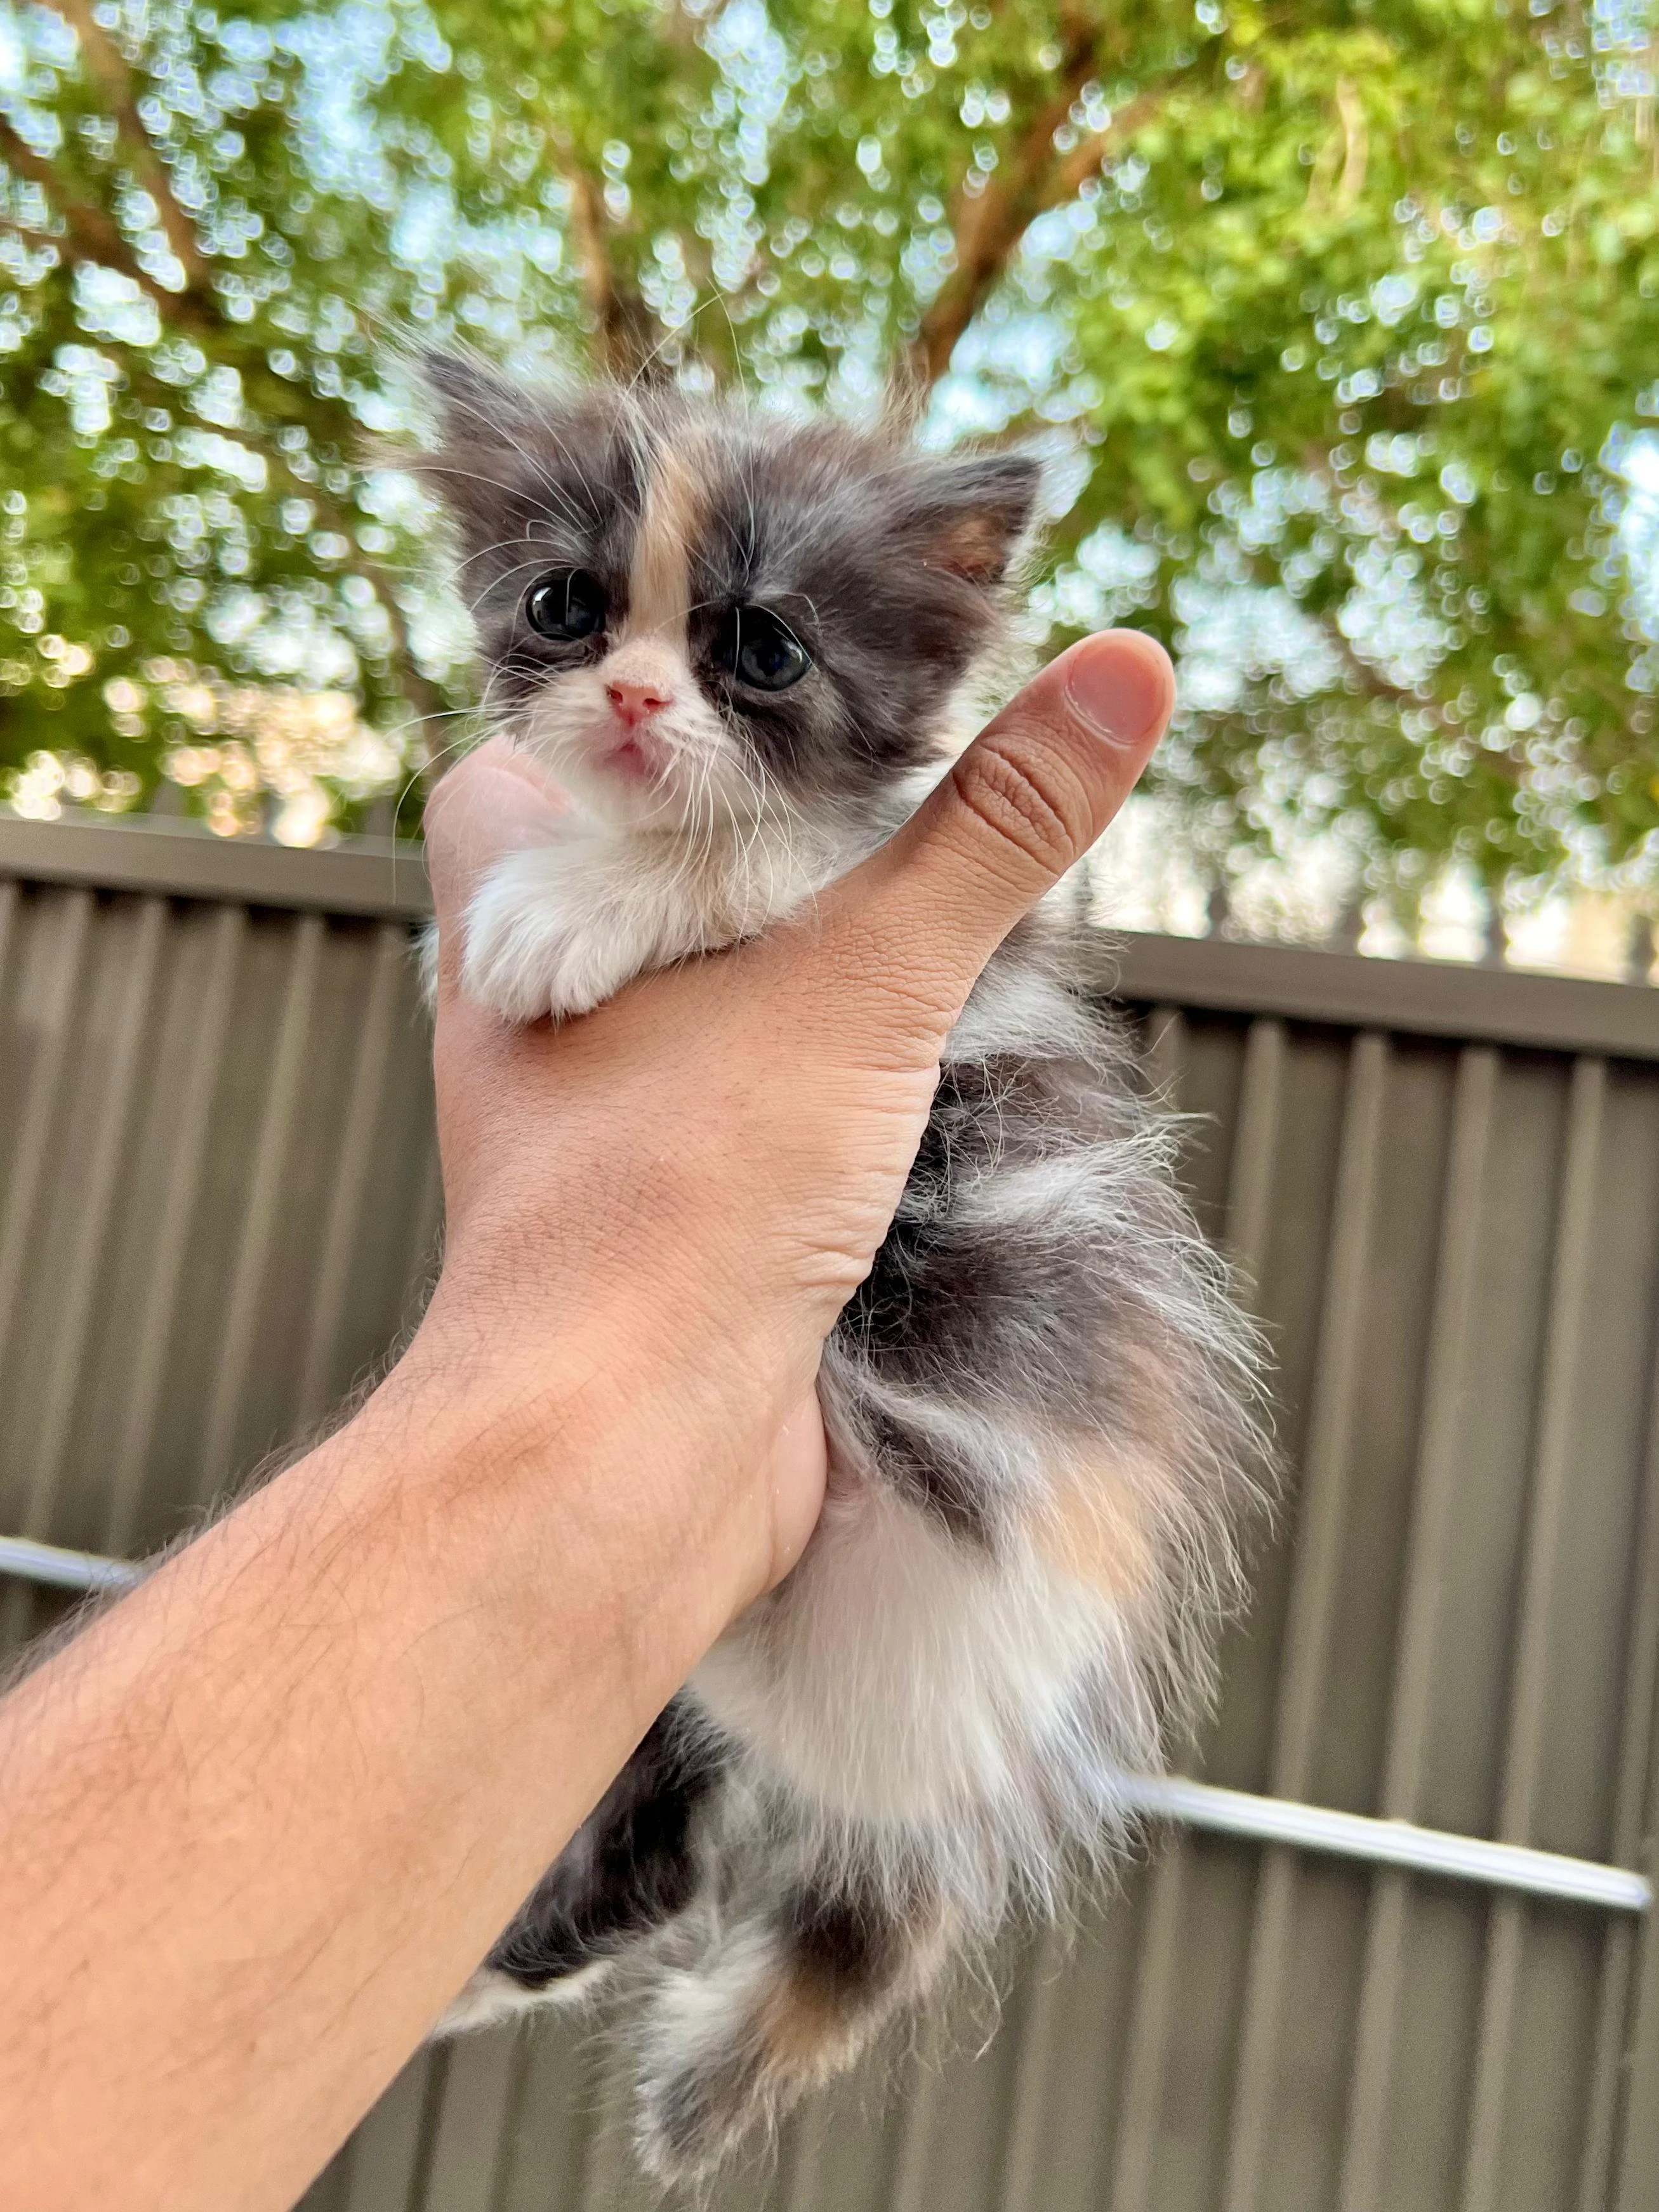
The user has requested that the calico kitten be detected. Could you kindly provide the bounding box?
[414,359,1267,2183]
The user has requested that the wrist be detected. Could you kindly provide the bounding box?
[363,1272,790,1716]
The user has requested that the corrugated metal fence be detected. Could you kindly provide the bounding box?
[1,812,1656,2212]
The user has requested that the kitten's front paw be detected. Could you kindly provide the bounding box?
[460,848,642,1024]
[536,935,637,1022]
[463,908,622,1024]
[459,904,566,1024]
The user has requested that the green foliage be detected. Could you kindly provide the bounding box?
[3,0,1658,899]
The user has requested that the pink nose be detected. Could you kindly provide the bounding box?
[605,677,672,727]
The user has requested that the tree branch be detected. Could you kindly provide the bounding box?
[1307,77,1368,216]
[4,116,138,287]
[0,110,202,317]
[909,31,1164,389]
[39,0,215,296]
[0,209,60,261]
[564,164,661,379]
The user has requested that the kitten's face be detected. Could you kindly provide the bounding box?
[417,362,1040,836]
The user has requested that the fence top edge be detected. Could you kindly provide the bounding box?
[0,806,430,919]
[1111,930,1659,1063]
[3,810,1656,1061]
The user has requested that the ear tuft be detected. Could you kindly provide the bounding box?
[380,345,605,563]
[407,345,548,449]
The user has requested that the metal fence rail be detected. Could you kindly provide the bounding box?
[3,811,1656,2212]
[8,1523,1644,1915]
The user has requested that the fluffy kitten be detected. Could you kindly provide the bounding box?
[414,359,1267,2183]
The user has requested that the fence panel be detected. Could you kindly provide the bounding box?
[2,814,1655,2212]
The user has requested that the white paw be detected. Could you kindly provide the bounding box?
[538,932,640,1022]
[463,913,628,1023]
[460,846,642,1024]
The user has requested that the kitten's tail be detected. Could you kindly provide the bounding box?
[633,1867,958,2184]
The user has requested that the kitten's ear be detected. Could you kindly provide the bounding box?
[411,343,528,447]
[897,451,1044,587]
[412,346,543,452]
[390,346,591,558]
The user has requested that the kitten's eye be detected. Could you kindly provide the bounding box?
[524,569,605,642]
[719,605,812,692]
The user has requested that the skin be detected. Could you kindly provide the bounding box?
[0,629,1173,2212]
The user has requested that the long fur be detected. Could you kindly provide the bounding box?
[412,360,1271,2183]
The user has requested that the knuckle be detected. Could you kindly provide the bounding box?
[950,734,1088,881]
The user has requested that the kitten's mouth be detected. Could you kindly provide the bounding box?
[600,732,664,786]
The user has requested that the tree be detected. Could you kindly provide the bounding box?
[3,0,1658,921]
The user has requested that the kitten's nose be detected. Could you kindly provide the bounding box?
[605,676,673,727]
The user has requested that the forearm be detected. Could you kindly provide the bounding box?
[0,1296,757,2212]
[0,629,1166,2211]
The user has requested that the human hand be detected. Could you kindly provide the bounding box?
[0,633,1173,2212]
[412,629,1175,1699]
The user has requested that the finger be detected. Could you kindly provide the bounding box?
[423,738,571,940]
[819,629,1172,1021]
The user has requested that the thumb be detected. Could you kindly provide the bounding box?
[819,628,1174,1025]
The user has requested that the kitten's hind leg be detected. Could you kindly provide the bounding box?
[634,1864,958,2184]
[437,1699,724,2036]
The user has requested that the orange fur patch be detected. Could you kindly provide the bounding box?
[1034,1441,1158,1609]
[927,511,1014,583]
[749,1898,956,2093]
[753,1974,869,2086]
[628,433,703,639]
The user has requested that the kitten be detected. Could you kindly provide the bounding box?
[413,358,1267,2183]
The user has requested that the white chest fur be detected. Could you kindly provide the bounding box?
[460,817,834,1024]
